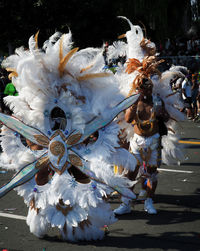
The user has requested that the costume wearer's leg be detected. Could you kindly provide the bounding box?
[146,180,157,198]
[118,165,125,175]
[138,176,147,200]
[130,134,160,214]
[113,196,132,215]
[126,165,140,186]
[115,133,160,215]
[143,137,161,214]
[185,98,193,119]
[143,165,158,212]
[110,148,138,215]
[114,165,140,215]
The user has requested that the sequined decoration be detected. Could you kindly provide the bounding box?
[69,176,77,188]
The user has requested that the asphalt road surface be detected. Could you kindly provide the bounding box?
[0,120,200,251]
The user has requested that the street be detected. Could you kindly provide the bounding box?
[0,120,200,251]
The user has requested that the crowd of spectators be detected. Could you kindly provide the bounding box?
[156,37,200,121]
[170,72,200,121]
[157,37,200,72]
[158,37,200,57]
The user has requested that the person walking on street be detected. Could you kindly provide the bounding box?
[181,74,193,120]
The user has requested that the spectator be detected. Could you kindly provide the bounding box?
[0,69,7,113]
[4,81,18,96]
[3,81,18,114]
[102,41,109,66]
[191,74,199,120]
[180,74,193,119]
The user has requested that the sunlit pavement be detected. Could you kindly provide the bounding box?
[0,120,200,251]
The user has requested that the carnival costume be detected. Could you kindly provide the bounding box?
[105,17,186,214]
[0,30,139,241]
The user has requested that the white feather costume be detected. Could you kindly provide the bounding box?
[106,16,186,166]
[0,31,138,241]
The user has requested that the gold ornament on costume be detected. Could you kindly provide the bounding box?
[34,135,49,146]
[66,133,82,145]
[50,130,66,142]
[68,154,83,167]
[50,141,65,165]
[50,161,69,175]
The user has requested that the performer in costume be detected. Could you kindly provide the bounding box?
[105,17,186,215]
[0,30,139,241]
[115,57,170,215]
[123,76,169,214]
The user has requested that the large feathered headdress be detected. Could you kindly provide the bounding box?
[126,56,164,95]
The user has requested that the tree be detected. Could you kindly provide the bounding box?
[0,0,194,56]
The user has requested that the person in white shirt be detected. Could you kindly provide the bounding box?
[181,75,193,119]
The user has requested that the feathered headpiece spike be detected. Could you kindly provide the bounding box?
[34,30,40,49]
[117,16,135,39]
[117,16,135,30]
[58,35,79,77]
[6,68,18,80]
[138,20,147,38]
[118,34,126,39]
[77,73,112,81]
[126,56,164,76]
[80,64,94,73]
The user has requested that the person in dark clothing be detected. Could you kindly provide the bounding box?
[0,68,9,113]
[103,41,109,66]
[191,74,199,120]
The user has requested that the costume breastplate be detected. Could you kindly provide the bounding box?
[135,108,156,133]
[135,95,161,134]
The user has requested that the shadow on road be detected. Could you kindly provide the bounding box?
[41,231,200,250]
[181,162,200,166]
[39,193,200,250]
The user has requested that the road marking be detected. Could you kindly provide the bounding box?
[0,212,26,220]
[158,168,193,173]
[179,140,200,145]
